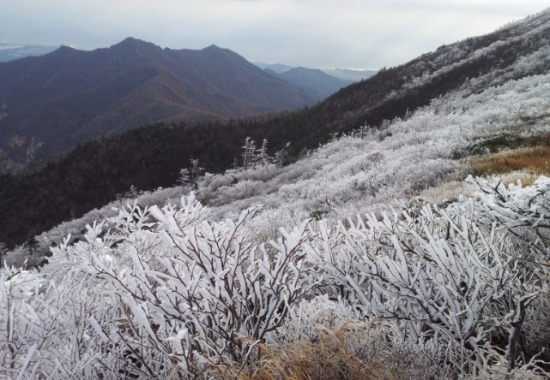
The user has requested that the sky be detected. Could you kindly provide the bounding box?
[1,0,548,69]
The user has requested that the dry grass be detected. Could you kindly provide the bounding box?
[420,179,472,205]
[209,321,439,380]
[470,146,550,184]
[421,142,550,205]
[213,327,376,380]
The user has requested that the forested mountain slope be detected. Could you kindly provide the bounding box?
[0,9,549,251]
[0,38,315,172]
[1,8,550,380]
[268,66,353,101]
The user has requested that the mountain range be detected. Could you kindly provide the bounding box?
[0,39,373,172]
[266,66,353,101]
[0,38,320,171]
[256,62,377,82]
[1,8,549,250]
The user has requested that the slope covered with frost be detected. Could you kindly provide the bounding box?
[2,8,550,380]
[3,177,550,379]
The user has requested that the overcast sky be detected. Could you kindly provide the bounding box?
[1,0,548,69]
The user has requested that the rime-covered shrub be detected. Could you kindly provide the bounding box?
[38,193,314,378]
[304,177,550,377]
[0,265,108,379]
[2,178,550,379]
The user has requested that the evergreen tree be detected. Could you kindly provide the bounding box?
[189,158,204,185]
[241,137,256,170]
[257,139,269,167]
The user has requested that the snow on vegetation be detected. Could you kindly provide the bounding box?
[2,10,550,379]
[2,178,550,379]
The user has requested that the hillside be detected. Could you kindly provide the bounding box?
[0,38,315,172]
[1,8,549,249]
[1,8,550,380]
[271,66,353,101]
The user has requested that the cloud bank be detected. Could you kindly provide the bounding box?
[1,0,548,68]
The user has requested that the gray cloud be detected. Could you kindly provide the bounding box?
[1,0,548,68]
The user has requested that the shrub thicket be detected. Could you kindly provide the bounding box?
[1,177,550,379]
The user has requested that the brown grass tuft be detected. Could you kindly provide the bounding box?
[210,321,433,380]
[470,146,550,182]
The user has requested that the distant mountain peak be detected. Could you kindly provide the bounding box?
[199,44,249,64]
[109,37,161,56]
[202,44,222,51]
[50,45,77,55]
[57,45,76,52]
[201,44,236,57]
[116,36,148,46]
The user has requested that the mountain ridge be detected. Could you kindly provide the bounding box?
[0,38,316,172]
[0,8,549,248]
[270,66,353,101]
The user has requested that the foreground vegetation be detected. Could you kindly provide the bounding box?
[1,8,550,379]
[1,176,550,379]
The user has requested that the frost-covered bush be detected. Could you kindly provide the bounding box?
[3,185,188,269]
[304,178,550,377]
[468,175,550,257]
[39,193,314,378]
[0,265,107,379]
[2,177,550,378]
